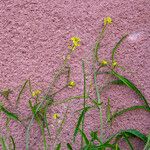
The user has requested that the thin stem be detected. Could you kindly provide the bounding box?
[94,70,103,142]
[81,60,86,148]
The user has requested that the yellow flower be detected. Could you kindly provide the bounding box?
[32,90,41,97]
[71,37,81,47]
[53,113,60,119]
[68,81,76,88]
[112,60,118,67]
[101,60,108,66]
[104,17,112,26]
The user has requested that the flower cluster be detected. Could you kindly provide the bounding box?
[68,81,76,88]
[104,17,112,26]
[53,113,60,119]
[32,90,41,97]
[69,36,81,51]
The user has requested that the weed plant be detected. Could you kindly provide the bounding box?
[0,17,150,150]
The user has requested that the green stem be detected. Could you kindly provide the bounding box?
[94,71,103,142]
[81,60,86,148]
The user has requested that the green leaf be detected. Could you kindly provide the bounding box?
[55,143,61,150]
[110,105,150,122]
[144,134,150,150]
[90,131,100,142]
[79,129,89,145]
[16,80,29,106]
[10,136,16,150]
[81,60,87,148]
[67,143,73,150]
[123,129,147,143]
[113,129,147,146]
[0,137,7,150]
[94,42,100,62]
[110,80,125,85]
[111,71,149,107]
[112,34,128,62]
[106,98,111,123]
[122,133,134,150]
[0,104,19,121]
[73,107,90,142]
[92,100,102,108]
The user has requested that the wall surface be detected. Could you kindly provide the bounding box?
[0,0,150,149]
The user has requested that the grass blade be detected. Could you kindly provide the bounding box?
[144,134,150,150]
[94,70,103,142]
[26,99,45,150]
[55,143,61,150]
[112,34,128,62]
[106,98,111,123]
[10,136,16,150]
[110,105,150,122]
[123,129,148,143]
[79,129,89,145]
[0,104,19,121]
[41,126,47,150]
[73,107,90,142]
[81,60,87,148]
[67,143,73,150]
[0,137,7,150]
[16,80,28,107]
[90,131,100,143]
[122,133,134,150]
[111,71,149,107]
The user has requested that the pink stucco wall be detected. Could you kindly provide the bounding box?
[0,0,150,149]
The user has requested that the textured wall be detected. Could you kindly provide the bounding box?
[0,0,150,149]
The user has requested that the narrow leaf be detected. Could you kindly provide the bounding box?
[123,129,147,143]
[10,136,16,150]
[122,133,134,150]
[73,107,89,142]
[90,131,100,142]
[16,80,28,106]
[112,34,128,62]
[106,98,111,122]
[0,137,7,150]
[110,105,150,122]
[144,134,150,150]
[111,71,149,107]
[67,143,73,150]
[79,129,89,145]
[0,104,19,121]
[55,143,61,150]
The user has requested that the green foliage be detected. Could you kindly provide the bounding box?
[55,143,61,150]
[0,103,19,121]
[110,105,150,122]
[73,107,90,142]
[0,18,149,150]
[111,71,149,107]
[16,80,29,107]
[0,137,7,150]
[67,143,73,150]
[111,34,128,62]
